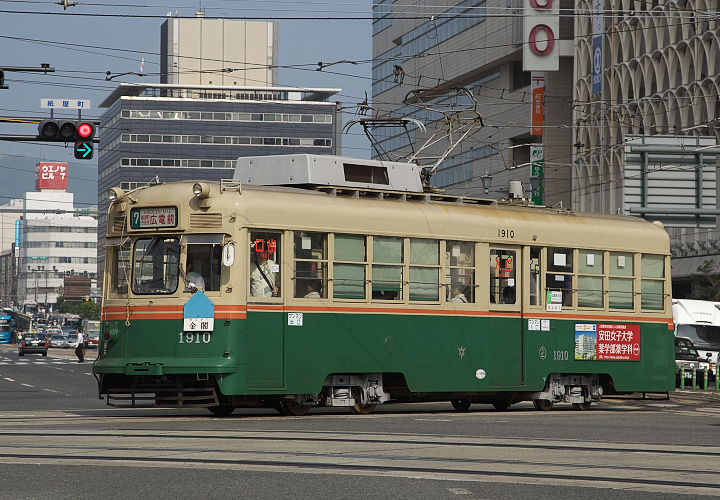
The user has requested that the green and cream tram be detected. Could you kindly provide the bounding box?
[95,154,675,415]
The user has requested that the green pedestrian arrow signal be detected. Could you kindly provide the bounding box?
[74,141,93,159]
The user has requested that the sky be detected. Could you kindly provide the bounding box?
[0,0,373,207]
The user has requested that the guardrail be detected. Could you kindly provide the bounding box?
[679,367,719,391]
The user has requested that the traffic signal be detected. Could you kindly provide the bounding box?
[74,121,95,160]
[37,119,79,142]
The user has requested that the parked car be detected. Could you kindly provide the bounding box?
[49,334,67,348]
[65,334,80,349]
[18,333,49,357]
[675,336,713,387]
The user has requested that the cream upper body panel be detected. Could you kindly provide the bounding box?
[111,181,669,255]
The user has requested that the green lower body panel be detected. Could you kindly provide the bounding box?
[94,312,675,400]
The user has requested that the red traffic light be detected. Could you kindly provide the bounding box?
[77,122,95,139]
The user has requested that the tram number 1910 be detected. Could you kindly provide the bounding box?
[178,332,211,344]
[497,228,515,239]
[553,350,569,361]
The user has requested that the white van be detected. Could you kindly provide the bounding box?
[672,299,720,374]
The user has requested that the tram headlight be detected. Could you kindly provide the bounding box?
[192,182,210,199]
[107,187,126,203]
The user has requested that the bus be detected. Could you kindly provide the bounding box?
[94,154,675,415]
[0,314,12,343]
[672,298,720,377]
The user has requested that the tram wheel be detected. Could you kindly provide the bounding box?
[532,399,554,411]
[351,403,377,415]
[280,400,312,416]
[492,400,511,411]
[450,399,472,411]
[208,405,235,416]
[572,401,591,411]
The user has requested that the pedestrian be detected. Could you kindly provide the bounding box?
[75,328,85,363]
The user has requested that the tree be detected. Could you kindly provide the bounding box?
[56,296,100,320]
[688,259,720,301]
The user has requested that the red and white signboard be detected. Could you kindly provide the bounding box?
[596,323,641,361]
[531,72,545,136]
[523,0,560,71]
[35,162,69,190]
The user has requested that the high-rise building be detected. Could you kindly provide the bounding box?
[161,13,277,86]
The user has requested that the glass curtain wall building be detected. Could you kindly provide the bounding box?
[97,83,342,276]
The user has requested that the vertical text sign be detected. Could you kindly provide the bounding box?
[531,73,545,136]
[592,0,604,95]
[522,0,560,71]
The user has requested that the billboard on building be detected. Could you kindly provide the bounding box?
[522,0,560,71]
[35,162,69,190]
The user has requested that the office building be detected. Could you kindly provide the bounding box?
[97,83,342,275]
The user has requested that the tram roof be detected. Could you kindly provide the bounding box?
[120,180,670,254]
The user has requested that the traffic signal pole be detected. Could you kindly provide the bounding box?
[0,64,55,90]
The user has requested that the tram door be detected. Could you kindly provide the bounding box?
[488,246,523,386]
[245,232,285,390]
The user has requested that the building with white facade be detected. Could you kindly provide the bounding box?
[0,163,97,311]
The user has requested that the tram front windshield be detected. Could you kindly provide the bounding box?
[132,237,180,295]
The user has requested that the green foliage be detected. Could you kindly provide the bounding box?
[57,296,100,320]
[688,259,720,301]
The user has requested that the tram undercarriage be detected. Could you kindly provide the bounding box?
[97,371,609,415]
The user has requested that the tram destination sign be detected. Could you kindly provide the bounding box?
[130,207,178,229]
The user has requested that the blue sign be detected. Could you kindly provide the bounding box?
[592,0,604,95]
[183,290,215,332]
[15,219,22,248]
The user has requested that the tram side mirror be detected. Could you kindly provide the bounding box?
[222,242,236,267]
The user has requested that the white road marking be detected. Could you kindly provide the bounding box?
[42,389,59,393]
[21,383,34,388]
[447,488,473,495]
[3,377,14,382]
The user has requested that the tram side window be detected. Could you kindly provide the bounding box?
[333,234,366,300]
[185,244,222,292]
[132,237,180,295]
[578,250,604,308]
[447,241,475,303]
[641,254,665,310]
[372,236,403,300]
[409,239,439,301]
[529,247,541,306]
[294,232,327,298]
[111,241,131,295]
[490,249,516,304]
[609,252,634,309]
[546,247,573,307]
[250,232,281,298]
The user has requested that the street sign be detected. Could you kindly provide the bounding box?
[74,141,94,159]
[40,99,91,110]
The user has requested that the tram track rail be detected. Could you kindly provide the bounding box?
[0,429,717,495]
